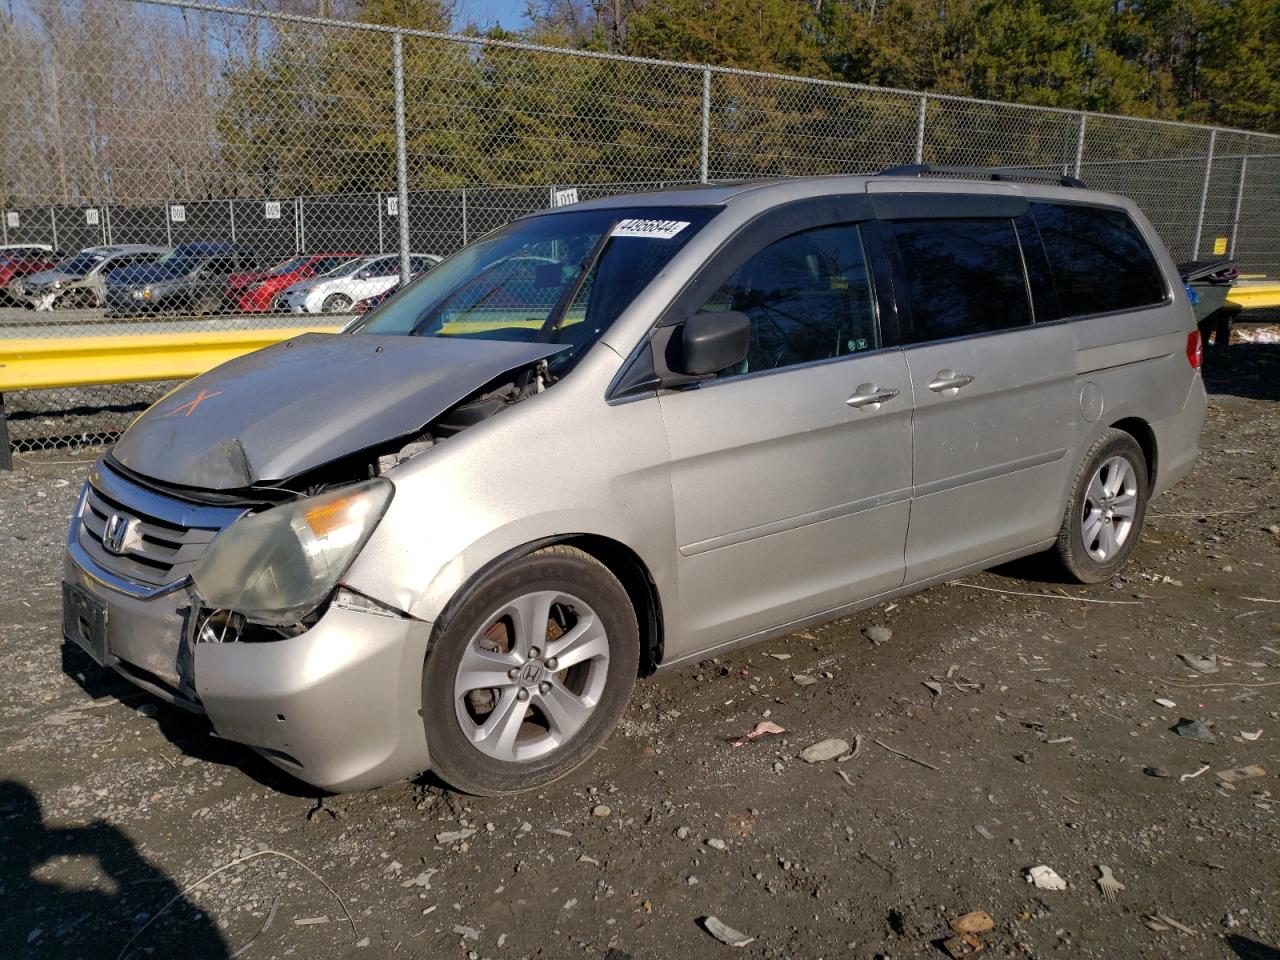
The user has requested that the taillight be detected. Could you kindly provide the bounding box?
[1186,330,1202,370]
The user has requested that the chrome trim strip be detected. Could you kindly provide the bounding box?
[911,447,1068,498]
[91,463,246,531]
[680,487,912,557]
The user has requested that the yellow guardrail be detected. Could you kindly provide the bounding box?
[1225,281,1280,312]
[0,325,341,393]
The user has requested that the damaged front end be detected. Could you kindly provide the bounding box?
[64,333,563,788]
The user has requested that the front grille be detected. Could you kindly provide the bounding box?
[76,463,245,591]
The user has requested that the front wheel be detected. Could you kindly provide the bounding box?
[421,546,638,796]
[1054,429,1149,583]
[321,293,352,313]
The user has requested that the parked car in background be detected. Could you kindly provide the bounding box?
[0,242,54,255]
[104,242,256,316]
[18,245,168,309]
[228,252,363,313]
[349,262,438,313]
[0,247,60,302]
[275,253,440,314]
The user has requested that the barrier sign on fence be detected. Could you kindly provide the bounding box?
[264,201,281,220]
[169,204,185,223]
[85,208,99,226]
[386,196,398,216]
[5,212,17,228]
[554,188,579,207]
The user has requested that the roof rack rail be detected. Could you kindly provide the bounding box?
[877,164,1086,189]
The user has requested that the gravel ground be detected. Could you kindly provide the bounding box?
[1,343,1278,960]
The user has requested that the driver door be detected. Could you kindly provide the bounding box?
[657,214,913,654]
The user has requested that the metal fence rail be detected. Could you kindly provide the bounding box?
[2,0,1279,455]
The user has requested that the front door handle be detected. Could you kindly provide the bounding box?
[928,369,976,394]
[846,384,901,410]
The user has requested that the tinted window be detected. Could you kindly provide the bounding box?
[891,218,1031,343]
[695,223,878,376]
[1031,202,1167,317]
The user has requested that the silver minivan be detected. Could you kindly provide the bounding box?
[62,169,1206,794]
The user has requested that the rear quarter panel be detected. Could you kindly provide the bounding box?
[1058,199,1203,506]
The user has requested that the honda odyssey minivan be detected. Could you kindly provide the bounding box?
[62,168,1206,794]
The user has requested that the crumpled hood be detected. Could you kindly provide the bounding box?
[111,333,564,490]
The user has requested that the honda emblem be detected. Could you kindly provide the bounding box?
[101,514,133,555]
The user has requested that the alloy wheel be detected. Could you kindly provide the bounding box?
[452,590,610,763]
[1080,455,1138,562]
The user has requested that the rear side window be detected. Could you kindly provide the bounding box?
[889,218,1031,343]
[1030,202,1167,317]
[695,222,879,375]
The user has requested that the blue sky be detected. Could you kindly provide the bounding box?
[461,0,531,28]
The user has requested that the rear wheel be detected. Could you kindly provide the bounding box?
[1054,429,1149,583]
[421,546,638,796]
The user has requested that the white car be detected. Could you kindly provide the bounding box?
[275,253,439,314]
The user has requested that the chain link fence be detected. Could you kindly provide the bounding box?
[2,0,1278,454]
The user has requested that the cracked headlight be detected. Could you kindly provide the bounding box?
[191,479,393,624]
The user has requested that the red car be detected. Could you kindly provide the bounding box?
[1,247,59,302]
[227,252,362,312]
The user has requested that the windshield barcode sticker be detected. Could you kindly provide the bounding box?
[611,219,690,240]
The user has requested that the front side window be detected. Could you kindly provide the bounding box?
[890,218,1031,343]
[694,223,878,376]
[1031,202,1167,317]
[353,206,717,377]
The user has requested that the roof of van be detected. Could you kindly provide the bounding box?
[563,174,1129,212]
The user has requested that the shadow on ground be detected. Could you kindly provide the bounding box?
[0,780,229,958]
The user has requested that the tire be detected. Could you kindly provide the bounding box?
[421,545,639,796]
[1054,428,1150,583]
[321,293,352,313]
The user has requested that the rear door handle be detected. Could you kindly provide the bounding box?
[846,384,901,410]
[928,370,975,394]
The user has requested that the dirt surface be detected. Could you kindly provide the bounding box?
[2,344,1278,960]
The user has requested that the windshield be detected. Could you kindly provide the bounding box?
[152,247,213,276]
[56,251,106,275]
[267,257,308,276]
[323,258,368,278]
[351,205,716,375]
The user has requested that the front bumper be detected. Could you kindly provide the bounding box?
[63,546,433,792]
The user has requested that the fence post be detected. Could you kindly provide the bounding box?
[49,206,59,253]
[1228,152,1248,258]
[1191,128,1217,259]
[700,67,711,184]
[376,193,385,253]
[166,202,173,248]
[1073,114,1086,180]
[914,95,927,165]
[228,198,236,245]
[461,187,468,246]
[392,31,411,285]
[0,393,11,472]
[298,196,306,253]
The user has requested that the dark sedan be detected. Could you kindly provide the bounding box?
[104,242,256,316]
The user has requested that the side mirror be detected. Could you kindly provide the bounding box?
[668,310,751,378]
